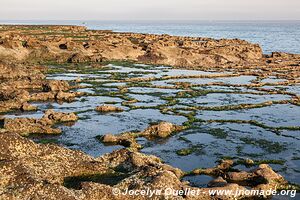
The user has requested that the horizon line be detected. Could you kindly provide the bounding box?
[1,19,300,22]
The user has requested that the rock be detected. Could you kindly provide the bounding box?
[100,133,142,149]
[0,62,46,80]
[100,122,184,149]
[0,62,80,113]
[30,92,56,101]
[226,164,288,192]
[1,25,299,80]
[141,122,184,138]
[20,102,37,111]
[95,105,124,112]
[43,80,70,92]
[3,118,62,136]
[42,109,79,123]
[0,25,265,70]
[101,134,119,143]
[3,109,78,136]
[30,91,83,102]
[59,43,68,50]
[227,171,254,182]
[192,159,235,177]
[0,89,33,113]
[253,164,287,188]
[0,132,184,199]
[245,158,255,165]
[0,131,291,200]
[208,177,228,187]
[75,77,82,83]
[217,159,234,170]
[55,90,76,101]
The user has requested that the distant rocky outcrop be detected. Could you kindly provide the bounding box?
[0,25,264,69]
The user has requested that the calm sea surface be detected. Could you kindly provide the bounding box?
[1,20,300,54]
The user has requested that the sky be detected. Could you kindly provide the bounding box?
[1,0,300,21]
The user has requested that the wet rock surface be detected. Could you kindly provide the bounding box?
[3,109,78,136]
[0,131,293,200]
[95,104,124,112]
[100,122,184,149]
[141,121,183,138]
[0,61,84,113]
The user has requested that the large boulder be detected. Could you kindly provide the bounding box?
[141,122,184,138]
[100,122,184,149]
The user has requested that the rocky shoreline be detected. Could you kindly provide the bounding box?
[0,25,299,199]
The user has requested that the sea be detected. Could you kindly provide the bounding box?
[0,20,299,54]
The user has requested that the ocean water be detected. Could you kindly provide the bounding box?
[1,20,300,54]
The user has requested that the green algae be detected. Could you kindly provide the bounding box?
[178,136,191,143]
[176,144,205,156]
[64,171,131,190]
[176,148,194,156]
[240,137,287,154]
[207,128,228,139]
[37,138,59,144]
[235,159,285,166]
[200,119,300,134]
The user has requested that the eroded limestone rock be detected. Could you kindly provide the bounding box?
[95,105,124,112]
[0,89,36,113]
[0,61,46,80]
[100,122,184,149]
[0,25,265,69]
[3,109,78,136]
[43,80,70,92]
[0,62,82,113]
[141,121,183,138]
[0,131,292,200]
[41,109,79,123]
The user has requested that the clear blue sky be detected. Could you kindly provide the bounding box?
[1,0,300,20]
